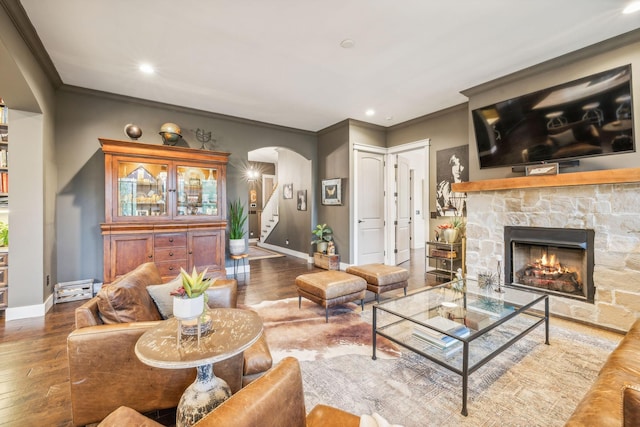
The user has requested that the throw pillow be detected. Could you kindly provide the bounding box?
[147,275,182,319]
[97,262,163,324]
[623,384,640,427]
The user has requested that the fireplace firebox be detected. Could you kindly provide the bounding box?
[505,226,595,303]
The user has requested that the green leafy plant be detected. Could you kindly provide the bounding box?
[311,223,333,245]
[0,221,7,247]
[171,267,213,299]
[449,216,464,230]
[228,198,247,240]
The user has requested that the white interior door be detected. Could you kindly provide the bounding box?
[357,151,385,264]
[395,155,411,264]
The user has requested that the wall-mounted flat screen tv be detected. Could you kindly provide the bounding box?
[473,64,634,169]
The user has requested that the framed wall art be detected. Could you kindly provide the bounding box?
[322,178,342,205]
[283,183,293,199]
[435,144,468,217]
[297,190,307,211]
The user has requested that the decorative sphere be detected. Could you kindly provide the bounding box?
[160,122,182,144]
[124,123,142,140]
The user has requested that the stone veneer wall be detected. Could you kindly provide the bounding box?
[465,182,640,332]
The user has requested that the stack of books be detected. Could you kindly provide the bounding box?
[467,297,515,318]
[412,316,471,355]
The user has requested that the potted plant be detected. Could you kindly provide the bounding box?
[0,221,8,247]
[228,198,247,255]
[171,267,212,319]
[437,217,464,243]
[311,223,333,253]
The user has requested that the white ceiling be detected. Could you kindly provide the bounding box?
[20,0,640,132]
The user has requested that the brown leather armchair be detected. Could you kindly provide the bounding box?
[68,262,272,427]
[97,357,360,427]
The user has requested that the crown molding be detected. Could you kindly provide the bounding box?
[59,84,316,136]
[461,28,640,98]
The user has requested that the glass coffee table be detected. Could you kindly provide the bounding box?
[372,278,549,416]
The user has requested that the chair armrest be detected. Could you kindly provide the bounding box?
[97,406,164,427]
[207,279,238,308]
[75,296,102,328]
[243,333,272,376]
[306,404,360,427]
[195,357,306,427]
[68,322,192,426]
[68,322,244,426]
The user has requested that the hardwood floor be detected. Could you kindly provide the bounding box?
[0,249,428,426]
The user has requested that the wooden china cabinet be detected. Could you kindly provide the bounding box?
[100,138,229,284]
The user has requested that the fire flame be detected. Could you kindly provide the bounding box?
[536,253,564,274]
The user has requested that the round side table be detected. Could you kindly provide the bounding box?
[135,308,263,426]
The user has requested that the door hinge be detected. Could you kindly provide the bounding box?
[394,220,398,225]
[394,163,398,169]
[394,249,398,254]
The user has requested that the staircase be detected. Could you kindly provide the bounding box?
[260,185,279,242]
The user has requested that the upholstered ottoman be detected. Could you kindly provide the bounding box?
[346,264,409,302]
[295,271,367,322]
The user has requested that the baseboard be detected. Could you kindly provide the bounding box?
[257,242,308,260]
[5,293,54,321]
[225,262,250,277]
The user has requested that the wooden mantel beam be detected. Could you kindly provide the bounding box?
[452,168,640,193]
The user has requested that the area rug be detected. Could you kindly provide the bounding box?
[299,319,622,427]
[246,298,401,361]
[247,245,285,260]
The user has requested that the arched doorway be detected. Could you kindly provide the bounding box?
[247,147,312,259]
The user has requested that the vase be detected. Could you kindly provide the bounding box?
[229,238,246,255]
[316,241,328,254]
[443,228,458,243]
[173,294,205,319]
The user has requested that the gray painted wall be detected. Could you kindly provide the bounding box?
[55,87,317,283]
[317,122,350,261]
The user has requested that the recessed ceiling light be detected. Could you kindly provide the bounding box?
[139,63,155,74]
[340,39,355,49]
[365,109,375,116]
[623,1,640,13]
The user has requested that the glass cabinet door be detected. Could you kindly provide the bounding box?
[117,160,168,218]
[176,165,218,217]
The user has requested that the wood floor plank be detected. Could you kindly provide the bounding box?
[0,250,427,426]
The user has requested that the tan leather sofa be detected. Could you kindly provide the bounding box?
[97,357,360,427]
[564,318,640,427]
[68,262,272,426]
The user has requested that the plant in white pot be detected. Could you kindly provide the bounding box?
[171,267,212,320]
[311,223,333,253]
[228,198,247,255]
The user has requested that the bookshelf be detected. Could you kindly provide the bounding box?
[0,98,8,311]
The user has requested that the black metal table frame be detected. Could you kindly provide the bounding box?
[372,286,549,416]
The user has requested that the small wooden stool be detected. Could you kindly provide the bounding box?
[346,264,409,302]
[230,253,249,283]
[295,271,367,322]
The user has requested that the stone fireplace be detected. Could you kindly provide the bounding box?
[504,226,594,303]
[456,169,640,332]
